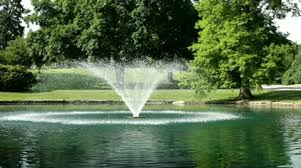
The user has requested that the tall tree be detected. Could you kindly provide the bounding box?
[28,0,197,87]
[190,0,299,99]
[0,0,24,49]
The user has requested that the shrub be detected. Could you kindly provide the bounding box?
[0,37,33,68]
[0,65,37,91]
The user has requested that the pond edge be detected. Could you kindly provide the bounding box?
[0,100,301,109]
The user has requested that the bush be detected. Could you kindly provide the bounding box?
[0,65,37,91]
[0,37,33,68]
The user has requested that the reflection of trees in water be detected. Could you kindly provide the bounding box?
[186,117,290,168]
[0,110,297,168]
[0,127,24,167]
[0,125,98,167]
[0,124,196,167]
[282,113,301,168]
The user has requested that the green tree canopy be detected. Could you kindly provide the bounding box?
[27,0,197,87]
[27,0,82,63]
[282,45,301,84]
[27,0,197,64]
[190,0,299,99]
[130,0,198,61]
[0,0,24,49]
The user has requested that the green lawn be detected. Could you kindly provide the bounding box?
[0,89,238,102]
[31,68,111,91]
[255,90,301,103]
[30,67,181,91]
[2,89,301,103]
[1,67,301,103]
[1,89,301,103]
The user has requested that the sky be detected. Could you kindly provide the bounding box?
[21,0,301,44]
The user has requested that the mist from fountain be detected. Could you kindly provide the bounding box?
[81,62,167,117]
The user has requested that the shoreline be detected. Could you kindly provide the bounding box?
[1,100,301,109]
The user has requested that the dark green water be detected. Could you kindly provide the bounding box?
[0,105,301,168]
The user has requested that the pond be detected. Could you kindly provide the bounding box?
[0,105,300,168]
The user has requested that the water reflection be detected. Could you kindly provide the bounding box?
[0,105,300,168]
[282,112,301,168]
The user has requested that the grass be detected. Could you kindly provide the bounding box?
[1,89,301,103]
[2,67,301,103]
[0,89,239,102]
[31,68,110,91]
[255,91,301,103]
[30,67,180,91]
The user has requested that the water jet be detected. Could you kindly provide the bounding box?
[81,61,167,118]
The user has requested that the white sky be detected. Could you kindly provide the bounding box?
[21,0,39,33]
[21,0,301,44]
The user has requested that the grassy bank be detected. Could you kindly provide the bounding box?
[30,67,181,91]
[1,89,301,103]
[0,89,238,102]
[1,67,301,103]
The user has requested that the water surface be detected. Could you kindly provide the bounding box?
[0,105,300,168]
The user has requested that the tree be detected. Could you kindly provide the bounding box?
[131,0,198,82]
[26,30,48,70]
[28,0,198,87]
[27,0,82,64]
[75,0,138,88]
[0,0,24,49]
[0,37,33,68]
[282,45,301,84]
[190,0,299,99]
[77,0,197,84]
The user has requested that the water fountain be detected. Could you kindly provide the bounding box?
[81,61,167,118]
[0,61,240,125]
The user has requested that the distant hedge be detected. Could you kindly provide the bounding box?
[0,65,37,92]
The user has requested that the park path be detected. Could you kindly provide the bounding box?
[262,85,301,91]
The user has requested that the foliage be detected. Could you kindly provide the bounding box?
[282,45,301,84]
[129,0,198,61]
[26,30,49,69]
[0,0,25,49]
[76,0,137,63]
[0,37,33,68]
[27,0,197,64]
[0,64,37,92]
[190,0,299,99]
[26,0,82,64]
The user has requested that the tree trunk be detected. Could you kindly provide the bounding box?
[167,65,175,83]
[115,65,124,89]
[239,87,254,100]
[168,71,174,83]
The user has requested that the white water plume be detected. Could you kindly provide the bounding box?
[81,62,168,117]
[0,111,240,125]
